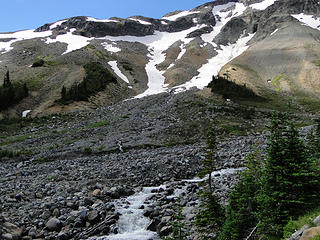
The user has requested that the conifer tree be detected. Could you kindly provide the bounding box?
[218,150,262,240]
[257,112,320,239]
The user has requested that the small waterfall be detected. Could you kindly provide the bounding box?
[91,186,164,240]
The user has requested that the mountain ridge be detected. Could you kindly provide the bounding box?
[0,0,320,118]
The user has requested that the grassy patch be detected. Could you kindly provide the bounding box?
[272,74,284,91]
[312,60,320,67]
[283,207,320,239]
[87,120,110,129]
[120,113,132,119]
[46,175,58,181]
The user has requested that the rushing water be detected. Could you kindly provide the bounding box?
[90,168,245,240]
[91,186,164,240]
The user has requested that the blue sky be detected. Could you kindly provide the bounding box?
[1,0,211,32]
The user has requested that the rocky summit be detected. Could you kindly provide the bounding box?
[1,0,320,239]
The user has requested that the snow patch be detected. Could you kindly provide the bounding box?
[162,10,200,21]
[102,42,121,53]
[50,20,67,29]
[292,13,320,31]
[177,43,186,60]
[22,110,31,118]
[46,29,93,54]
[174,33,255,92]
[86,17,118,23]
[108,61,130,84]
[201,2,246,43]
[0,29,52,54]
[128,18,152,25]
[270,28,279,36]
[250,0,277,11]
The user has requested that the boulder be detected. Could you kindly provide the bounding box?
[45,218,62,232]
[300,226,320,240]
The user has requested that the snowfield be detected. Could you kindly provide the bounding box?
[46,29,93,55]
[108,61,130,84]
[250,0,277,10]
[292,13,320,31]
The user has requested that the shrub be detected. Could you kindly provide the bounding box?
[208,75,262,100]
[60,62,117,103]
[31,58,45,67]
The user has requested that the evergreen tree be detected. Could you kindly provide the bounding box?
[195,124,225,239]
[195,191,225,240]
[3,70,11,88]
[218,150,262,240]
[257,112,320,239]
[199,124,218,192]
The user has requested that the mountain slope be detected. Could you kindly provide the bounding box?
[0,0,320,117]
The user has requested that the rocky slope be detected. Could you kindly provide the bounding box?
[1,0,320,118]
[0,89,272,239]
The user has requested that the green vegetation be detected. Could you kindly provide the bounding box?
[283,207,320,238]
[83,146,93,155]
[163,199,190,240]
[271,74,284,91]
[196,113,320,240]
[60,62,117,104]
[87,120,110,129]
[218,150,262,240]
[312,60,320,67]
[195,124,226,239]
[0,70,28,110]
[208,75,263,101]
[0,149,31,159]
[31,56,62,68]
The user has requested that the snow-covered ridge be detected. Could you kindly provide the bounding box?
[46,29,93,55]
[162,10,200,21]
[250,0,277,11]
[128,17,152,25]
[292,13,320,31]
[0,29,52,53]
[86,17,119,23]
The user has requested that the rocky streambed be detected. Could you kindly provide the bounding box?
[0,91,268,239]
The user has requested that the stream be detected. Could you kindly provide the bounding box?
[89,167,245,240]
[90,186,165,240]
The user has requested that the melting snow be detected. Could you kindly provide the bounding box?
[128,18,152,25]
[250,0,277,11]
[108,61,130,84]
[270,28,279,36]
[22,110,32,118]
[177,43,186,60]
[0,29,52,54]
[201,2,245,43]
[99,25,204,98]
[292,13,320,31]
[162,10,200,21]
[87,17,119,23]
[102,42,121,53]
[50,20,67,29]
[174,33,255,92]
[46,29,93,54]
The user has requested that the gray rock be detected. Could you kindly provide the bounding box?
[45,218,61,232]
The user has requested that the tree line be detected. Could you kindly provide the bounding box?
[0,69,28,111]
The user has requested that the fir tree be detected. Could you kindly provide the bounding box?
[199,124,218,192]
[257,112,320,239]
[218,150,262,240]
